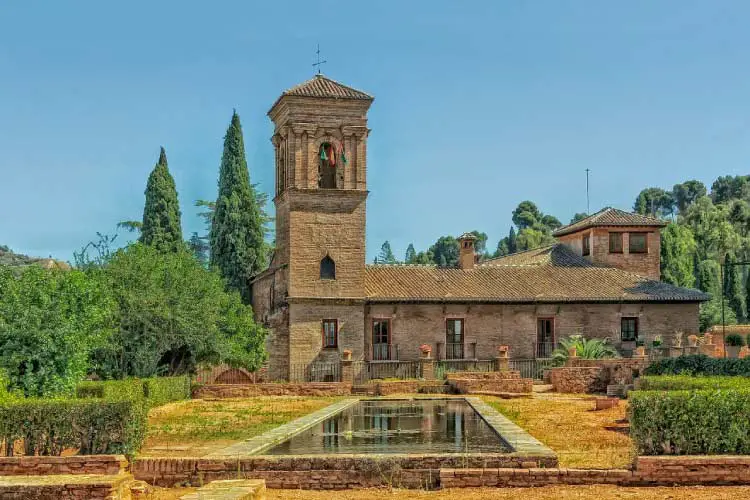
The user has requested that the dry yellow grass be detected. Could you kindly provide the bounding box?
[142,396,342,457]
[153,486,750,500]
[483,393,634,469]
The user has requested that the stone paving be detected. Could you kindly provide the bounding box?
[180,479,266,499]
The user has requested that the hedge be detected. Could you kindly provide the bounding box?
[0,397,146,457]
[637,375,750,391]
[644,354,750,376]
[629,389,750,455]
[76,376,190,407]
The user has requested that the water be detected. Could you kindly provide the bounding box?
[263,399,510,455]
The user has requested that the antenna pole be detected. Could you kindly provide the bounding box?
[585,168,590,214]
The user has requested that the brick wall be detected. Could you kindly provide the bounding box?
[0,455,127,476]
[0,474,134,500]
[549,366,607,393]
[192,383,352,399]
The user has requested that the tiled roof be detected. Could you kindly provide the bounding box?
[553,207,667,237]
[280,74,373,100]
[364,244,708,303]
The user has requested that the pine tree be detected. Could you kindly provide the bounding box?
[139,147,183,252]
[405,244,416,264]
[508,227,518,254]
[210,111,267,302]
[378,241,397,264]
[724,253,746,323]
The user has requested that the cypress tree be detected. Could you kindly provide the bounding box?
[405,244,416,264]
[210,111,266,302]
[724,253,746,323]
[508,227,518,254]
[140,147,183,252]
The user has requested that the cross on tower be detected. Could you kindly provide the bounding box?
[312,44,327,75]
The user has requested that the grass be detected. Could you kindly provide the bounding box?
[152,486,750,499]
[141,396,342,457]
[483,393,634,469]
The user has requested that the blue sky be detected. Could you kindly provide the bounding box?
[1,1,749,262]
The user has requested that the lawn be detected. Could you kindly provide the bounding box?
[483,393,633,469]
[141,396,343,456]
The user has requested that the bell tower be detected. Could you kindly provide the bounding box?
[266,74,373,377]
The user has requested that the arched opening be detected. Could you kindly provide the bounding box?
[320,255,336,280]
[318,142,337,189]
[277,143,286,195]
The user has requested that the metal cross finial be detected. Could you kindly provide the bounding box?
[312,44,327,75]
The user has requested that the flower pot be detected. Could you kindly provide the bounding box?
[341,350,352,362]
[687,335,698,347]
[497,345,509,359]
[726,345,742,359]
[635,346,646,357]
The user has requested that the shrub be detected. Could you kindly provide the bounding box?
[551,335,618,366]
[142,376,190,407]
[726,333,745,347]
[629,389,750,455]
[637,375,750,391]
[644,354,750,376]
[0,397,146,457]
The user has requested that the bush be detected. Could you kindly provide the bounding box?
[0,397,146,457]
[726,333,745,347]
[637,375,750,391]
[142,376,190,407]
[629,389,750,455]
[644,354,750,376]
[551,335,618,367]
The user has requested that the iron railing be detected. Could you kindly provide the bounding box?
[509,358,555,380]
[371,344,399,361]
[436,342,477,360]
[365,360,422,381]
[288,362,341,382]
[535,342,556,358]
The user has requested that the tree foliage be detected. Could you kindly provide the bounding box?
[634,187,674,218]
[139,147,183,253]
[429,236,459,267]
[377,241,397,264]
[551,335,618,367]
[672,180,707,213]
[210,111,269,302]
[0,266,114,396]
[724,252,746,323]
[404,244,416,264]
[660,223,696,287]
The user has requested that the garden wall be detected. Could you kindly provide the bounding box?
[0,455,127,476]
[549,366,606,393]
[0,473,133,499]
[193,382,352,398]
[446,371,533,394]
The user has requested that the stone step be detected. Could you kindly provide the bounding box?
[0,472,133,500]
[532,384,554,393]
[180,479,266,500]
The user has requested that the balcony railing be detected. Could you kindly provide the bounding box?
[371,343,399,361]
[535,341,555,358]
[436,342,477,360]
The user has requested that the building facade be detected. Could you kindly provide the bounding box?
[251,75,708,381]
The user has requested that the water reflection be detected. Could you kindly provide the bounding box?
[265,399,509,455]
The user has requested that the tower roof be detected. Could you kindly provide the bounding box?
[552,207,667,237]
[269,74,373,114]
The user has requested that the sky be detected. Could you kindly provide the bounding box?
[1,1,749,262]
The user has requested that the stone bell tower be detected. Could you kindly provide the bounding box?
[265,74,373,378]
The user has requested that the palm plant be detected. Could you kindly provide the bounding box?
[551,335,619,366]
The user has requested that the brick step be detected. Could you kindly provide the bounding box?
[180,479,266,500]
[532,384,554,393]
[0,472,133,499]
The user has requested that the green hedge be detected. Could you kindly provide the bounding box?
[629,389,750,455]
[644,354,750,376]
[637,375,750,391]
[0,397,146,457]
[75,376,189,407]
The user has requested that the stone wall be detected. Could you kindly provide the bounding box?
[0,473,133,499]
[369,380,448,396]
[446,371,532,394]
[0,455,127,476]
[570,357,650,385]
[549,366,607,393]
[192,383,352,399]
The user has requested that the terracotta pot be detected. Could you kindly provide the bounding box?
[687,335,698,347]
[567,346,578,357]
[635,346,646,357]
[341,350,352,361]
[497,345,509,358]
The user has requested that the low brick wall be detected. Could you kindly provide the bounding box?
[0,473,133,499]
[372,380,448,395]
[570,358,649,385]
[0,455,127,476]
[193,383,352,398]
[132,454,557,489]
[550,366,606,393]
[446,371,532,394]
[446,371,521,381]
[635,455,750,485]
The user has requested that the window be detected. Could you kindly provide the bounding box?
[318,142,337,189]
[445,318,465,359]
[320,255,336,280]
[536,318,554,358]
[372,319,391,360]
[629,232,648,253]
[322,319,338,348]
[609,232,623,253]
[621,317,638,342]
[582,234,590,256]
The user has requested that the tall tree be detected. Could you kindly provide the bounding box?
[570,213,588,224]
[672,180,707,213]
[660,223,696,287]
[140,147,183,252]
[696,259,720,295]
[697,259,735,332]
[429,236,459,267]
[404,244,416,264]
[633,187,674,218]
[469,230,489,257]
[711,175,750,204]
[507,227,518,254]
[210,111,267,302]
[378,241,397,264]
[723,252,746,323]
[512,201,543,230]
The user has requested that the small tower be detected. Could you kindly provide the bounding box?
[458,233,478,270]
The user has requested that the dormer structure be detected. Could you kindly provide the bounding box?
[552,207,667,279]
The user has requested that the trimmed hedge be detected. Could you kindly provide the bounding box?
[0,397,146,457]
[644,354,750,376]
[637,375,750,391]
[76,376,189,407]
[630,389,750,455]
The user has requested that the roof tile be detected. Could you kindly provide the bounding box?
[553,207,667,237]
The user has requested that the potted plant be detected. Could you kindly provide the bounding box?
[341,349,352,362]
[497,345,509,358]
[725,334,745,359]
[419,344,432,359]
[635,339,646,357]
[687,334,699,347]
[651,336,662,348]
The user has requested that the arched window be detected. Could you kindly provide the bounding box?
[318,142,337,189]
[320,255,336,280]
[277,143,286,195]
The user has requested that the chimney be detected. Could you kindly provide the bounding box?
[457,233,478,270]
